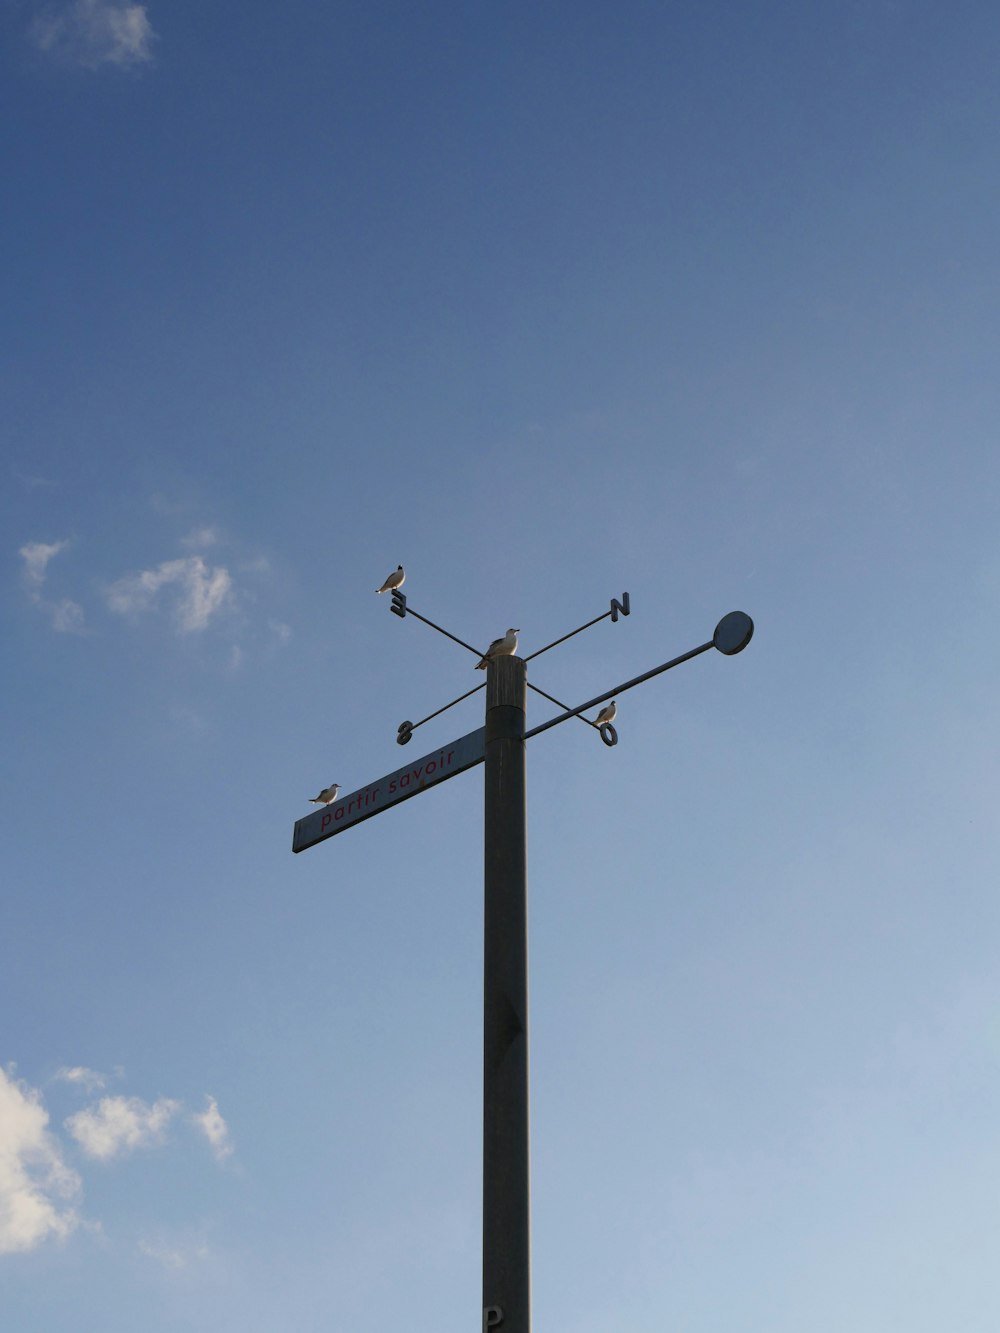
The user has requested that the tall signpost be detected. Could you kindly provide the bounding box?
[293,589,754,1331]
[482,654,529,1333]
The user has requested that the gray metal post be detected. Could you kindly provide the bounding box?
[482,654,530,1333]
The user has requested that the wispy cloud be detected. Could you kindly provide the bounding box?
[239,555,270,574]
[65,1095,180,1161]
[138,1236,210,1270]
[191,1095,233,1163]
[19,528,275,651]
[18,539,86,633]
[105,556,232,633]
[168,703,209,733]
[54,1066,107,1094]
[30,0,156,69]
[180,526,221,551]
[11,466,57,491]
[50,598,86,632]
[0,1067,80,1255]
[19,539,68,590]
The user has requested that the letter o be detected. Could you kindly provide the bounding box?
[599,722,618,747]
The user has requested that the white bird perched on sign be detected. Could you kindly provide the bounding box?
[475,628,520,669]
[595,701,617,726]
[376,565,405,594]
[310,783,341,805]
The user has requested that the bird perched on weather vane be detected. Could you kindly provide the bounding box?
[475,628,520,669]
[310,783,341,806]
[594,701,616,727]
[376,565,405,594]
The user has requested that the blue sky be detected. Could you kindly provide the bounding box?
[3,1,1000,1328]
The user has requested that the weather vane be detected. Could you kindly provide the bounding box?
[381,563,632,753]
[293,563,754,1333]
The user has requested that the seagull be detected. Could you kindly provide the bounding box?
[475,628,520,669]
[310,783,341,805]
[376,565,405,594]
[595,701,617,726]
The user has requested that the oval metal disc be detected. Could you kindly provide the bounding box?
[713,611,754,655]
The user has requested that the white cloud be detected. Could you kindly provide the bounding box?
[65,1095,180,1161]
[31,0,156,69]
[191,1095,233,1163]
[174,561,230,631]
[54,1066,107,1094]
[105,556,232,633]
[19,539,68,590]
[0,1067,81,1255]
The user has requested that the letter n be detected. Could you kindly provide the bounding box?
[610,591,630,622]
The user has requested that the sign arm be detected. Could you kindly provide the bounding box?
[524,640,715,741]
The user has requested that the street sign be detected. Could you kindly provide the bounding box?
[292,588,753,1333]
[292,726,486,853]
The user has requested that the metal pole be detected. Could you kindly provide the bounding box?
[483,654,529,1333]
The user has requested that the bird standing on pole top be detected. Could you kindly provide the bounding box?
[595,701,616,726]
[376,565,405,594]
[475,628,520,669]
